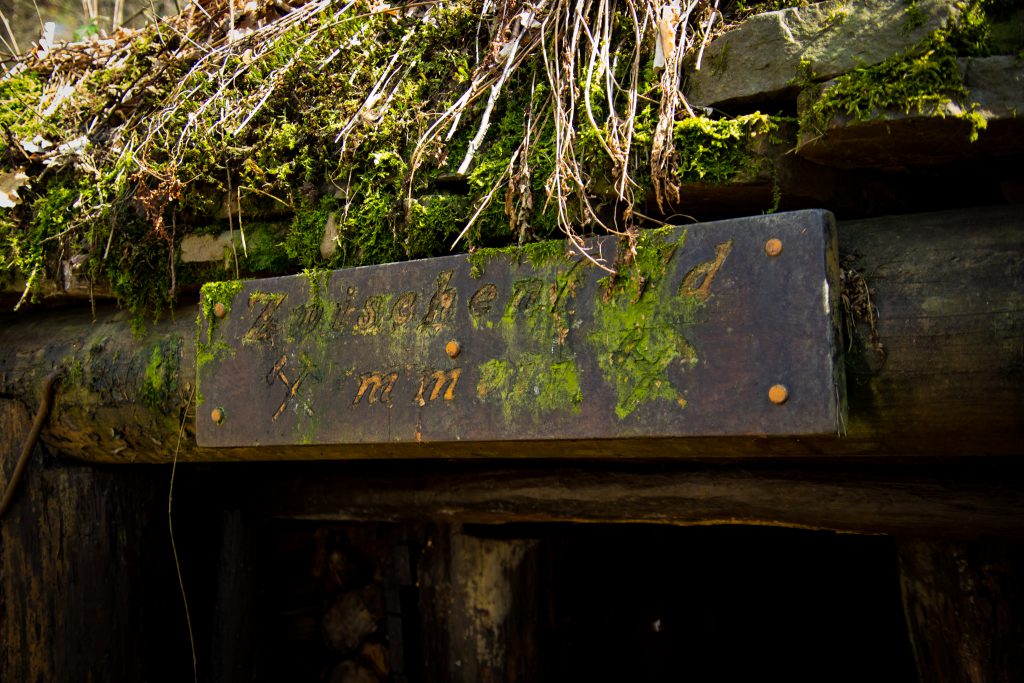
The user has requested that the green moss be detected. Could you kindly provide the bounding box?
[466,248,505,280]
[729,0,809,19]
[521,239,569,269]
[902,0,928,32]
[195,279,245,403]
[0,72,54,148]
[466,235,589,420]
[407,195,470,259]
[477,355,582,423]
[64,354,86,387]
[1,0,811,322]
[673,113,781,185]
[142,337,181,412]
[284,196,336,268]
[467,238,569,279]
[589,229,702,419]
[200,280,246,323]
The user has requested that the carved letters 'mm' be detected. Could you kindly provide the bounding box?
[353,372,399,405]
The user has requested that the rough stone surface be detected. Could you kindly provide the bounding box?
[179,231,238,263]
[320,211,340,259]
[965,56,1024,119]
[686,0,960,107]
[796,57,1024,169]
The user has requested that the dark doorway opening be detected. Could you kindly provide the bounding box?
[228,522,916,682]
[532,524,917,683]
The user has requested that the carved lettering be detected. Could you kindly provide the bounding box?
[330,285,359,333]
[243,292,287,344]
[355,294,389,335]
[353,371,399,405]
[285,301,324,343]
[391,291,418,328]
[420,271,457,331]
[268,354,313,420]
[679,240,733,301]
[468,283,498,318]
[414,368,462,406]
[504,278,544,318]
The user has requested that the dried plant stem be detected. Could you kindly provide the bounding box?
[457,10,531,174]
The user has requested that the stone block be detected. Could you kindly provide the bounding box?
[179,231,239,263]
[686,0,960,107]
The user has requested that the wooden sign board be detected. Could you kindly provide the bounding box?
[196,210,845,448]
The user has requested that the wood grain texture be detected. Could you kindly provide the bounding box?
[0,400,188,681]
[899,540,1024,683]
[228,459,1024,539]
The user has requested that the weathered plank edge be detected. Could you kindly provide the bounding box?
[181,459,1024,540]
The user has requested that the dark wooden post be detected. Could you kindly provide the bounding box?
[898,540,1024,683]
[208,508,262,682]
[0,399,189,680]
[418,524,542,683]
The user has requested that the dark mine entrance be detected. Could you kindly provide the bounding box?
[204,520,916,682]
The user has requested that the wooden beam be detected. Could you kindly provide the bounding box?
[0,205,1020,462]
[218,460,1024,539]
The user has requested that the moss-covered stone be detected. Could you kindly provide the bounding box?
[799,0,1007,142]
[141,336,182,413]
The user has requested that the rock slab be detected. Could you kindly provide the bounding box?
[686,0,960,107]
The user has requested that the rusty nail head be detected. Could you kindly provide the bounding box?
[445,340,461,359]
[213,302,227,318]
[768,384,789,405]
[764,238,783,257]
[211,407,225,424]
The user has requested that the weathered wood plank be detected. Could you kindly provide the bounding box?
[0,400,189,680]
[243,460,1024,539]
[417,525,542,683]
[196,210,845,447]
[0,205,1020,461]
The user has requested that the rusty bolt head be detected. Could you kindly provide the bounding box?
[213,302,227,318]
[211,407,225,424]
[768,384,789,405]
[445,340,462,359]
[764,238,783,257]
